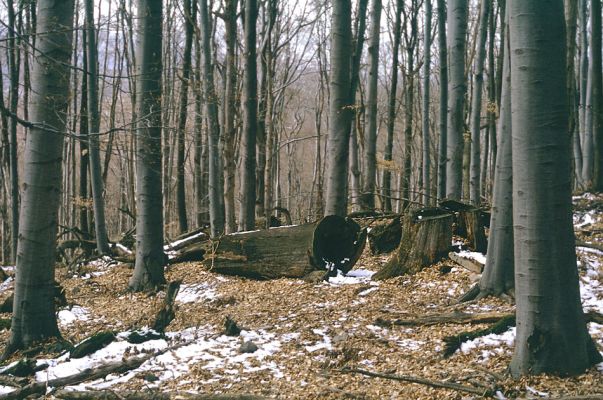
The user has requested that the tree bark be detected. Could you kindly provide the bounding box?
[436,0,448,201]
[591,0,603,191]
[422,0,432,206]
[445,0,468,200]
[5,0,74,354]
[578,0,588,186]
[129,0,166,291]
[324,0,354,216]
[239,0,258,231]
[508,0,601,376]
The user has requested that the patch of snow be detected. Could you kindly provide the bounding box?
[57,306,91,325]
[0,386,14,395]
[579,254,603,314]
[305,328,332,353]
[85,256,115,270]
[358,287,378,296]
[328,269,376,285]
[525,385,549,397]
[164,231,207,251]
[175,283,218,303]
[460,327,516,362]
[455,250,487,265]
[114,243,132,255]
[0,277,13,293]
[575,211,597,228]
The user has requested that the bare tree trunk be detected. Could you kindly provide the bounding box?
[508,0,601,376]
[85,0,110,254]
[129,0,166,291]
[578,0,588,185]
[200,0,225,237]
[175,0,195,234]
[6,0,74,354]
[324,0,354,216]
[436,0,448,201]
[565,0,581,189]
[422,0,432,206]
[591,0,603,191]
[238,0,258,231]
[469,0,491,205]
[361,0,382,211]
[445,0,468,200]
[582,0,595,186]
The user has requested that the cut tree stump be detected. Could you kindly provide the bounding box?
[440,199,488,252]
[367,217,402,255]
[202,215,367,280]
[373,209,453,280]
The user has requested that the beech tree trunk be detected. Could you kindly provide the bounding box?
[591,0,603,191]
[508,0,601,376]
[223,0,237,234]
[324,0,353,216]
[129,0,166,291]
[422,0,432,206]
[436,0,448,201]
[6,0,74,354]
[445,0,468,200]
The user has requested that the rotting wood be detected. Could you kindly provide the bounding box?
[70,331,116,359]
[367,217,402,255]
[449,252,484,273]
[152,280,181,333]
[340,367,492,397]
[373,208,453,280]
[440,199,488,252]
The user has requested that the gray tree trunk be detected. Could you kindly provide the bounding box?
[176,0,194,234]
[238,0,258,231]
[85,0,110,255]
[508,0,601,376]
[361,0,382,211]
[324,0,353,216]
[79,28,90,237]
[200,0,225,237]
[565,0,582,188]
[582,0,595,186]
[436,0,448,201]
[591,0,603,191]
[445,0,468,200]
[6,0,74,354]
[382,0,403,212]
[578,0,588,183]
[469,0,491,205]
[129,0,166,292]
[422,0,432,206]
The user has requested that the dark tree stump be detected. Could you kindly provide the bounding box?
[373,209,453,280]
[440,199,487,252]
[203,215,367,280]
[368,217,402,255]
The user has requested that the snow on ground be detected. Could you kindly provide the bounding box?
[460,327,516,363]
[327,269,376,285]
[455,250,487,265]
[0,277,13,293]
[163,231,207,251]
[58,306,91,325]
[176,283,219,303]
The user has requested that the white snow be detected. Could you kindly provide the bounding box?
[0,277,13,293]
[58,306,91,325]
[460,327,516,362]
[164,231,207,251]
[175,283,218,303]
[305,328,332,353]
[114,243,132,255]
[327,269,376,285]
[455,250,487,265]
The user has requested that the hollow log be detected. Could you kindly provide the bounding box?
[203,215,367,280]
[373,209,453,280]
[440,199,487,252]
[367,217,402,255]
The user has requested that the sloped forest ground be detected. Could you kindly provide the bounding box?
[0,195,601,399]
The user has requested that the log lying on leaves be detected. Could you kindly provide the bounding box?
[448,252,484,274]
[368,217,402,255]
[373,209,453,280]
[374,311,513,328]
[202,215,367,279]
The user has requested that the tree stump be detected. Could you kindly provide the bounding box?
[367,217,402,255]
[203,215,367,279]
[373,209,453,280]
[440,199,487,252]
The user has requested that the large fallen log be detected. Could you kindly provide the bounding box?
[200,215,367,280]
[373,208,453,280]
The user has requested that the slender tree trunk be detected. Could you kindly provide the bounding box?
[200,0,225,237]
[324,0,353,216]
[469,0,491,205]
[481,4,496,200]
[445,0,468,200]
[129,0,166,291]
[7,0,20,263]
[578,0,588,182]
[591,0,603,191]
[382,0,403,212]
[436,0,448,201]
[508,0,601,376]
[79,28,90,238]
[422,0,432,206]
[6,0,75,354]
[565,0,581,188]
[85,0,110,254]
[175,0,194,234]
[361,0,382,210]
[582,0,595,186]
[239,0,258,231]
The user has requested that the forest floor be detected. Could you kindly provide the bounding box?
[0,194,601,399]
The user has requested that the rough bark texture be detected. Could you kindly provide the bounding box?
[129,0,166,291]
[6,0,75,353]
[324,0,353,216]
[368,217,402,255]
[508,0,601,376]
[422,0,432,206]
[238,0,258,231]
[436,0,448,201]
[223,0,237,234]
[373,209,453,280]
[445,0,468,200]
[203,216,366,280]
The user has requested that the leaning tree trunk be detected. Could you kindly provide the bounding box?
[445,0,468,201]
[129,0,166,292]
[85,0,110,255]
[324,0,354,216]
[361,0,381,211]
[238,0,258,232]
[6,0,75,354]
[508,0,601,376]
[198,216,366,280]
[469,0,491,205]
[373,209,453,280]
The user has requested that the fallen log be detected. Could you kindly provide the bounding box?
[373,208,453,280]
[152,280,181,333]
[449,252,484,274]
[374,311,514,328]
[199,215,366,279]
[367,217,402,255]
